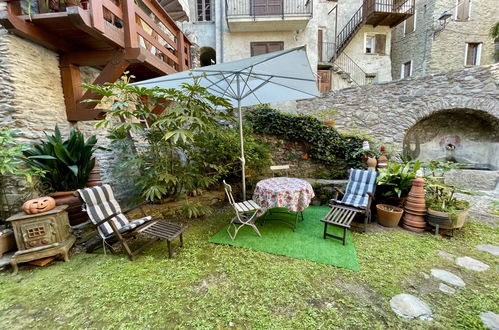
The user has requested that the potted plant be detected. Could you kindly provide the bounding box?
[0,127,44,256]
[24,126,103,225]
[376,204,404,227]
[425,177,471,231]
[376,160,421,207]
[353,140,381,168]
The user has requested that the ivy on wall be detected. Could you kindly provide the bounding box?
[246,108,365,170]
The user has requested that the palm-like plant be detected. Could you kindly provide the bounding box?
[376,160,421,198]
[24,126,100,193]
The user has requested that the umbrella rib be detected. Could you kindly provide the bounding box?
[262,79,320,98]
[239,66,254,99]
[236,71,317,82]
[203,73,238,98]
[240,76,273,100]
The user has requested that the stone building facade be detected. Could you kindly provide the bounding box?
[297,64,499,169]
[391,0,498,79]
[0,30,125,207]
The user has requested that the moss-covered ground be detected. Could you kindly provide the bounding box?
[0,209,497,329]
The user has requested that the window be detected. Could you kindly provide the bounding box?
[465,43,481,66]
[401,61,412,78]
[404,11,416,35]
[365,35,375,54]
[250,42,284,56]
[456,0,471,21]
[197,0,211,21]
[365,34,387,55]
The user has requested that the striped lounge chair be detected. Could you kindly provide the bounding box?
[77,184,158,260]
[321,169,377,245]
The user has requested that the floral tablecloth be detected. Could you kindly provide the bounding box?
[253,177,315,215]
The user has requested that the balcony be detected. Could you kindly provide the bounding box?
[362,0,414,27]
[226,0,312,32]
[0,0,192,121]
[335,0,414,57]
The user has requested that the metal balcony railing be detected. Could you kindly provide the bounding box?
[226,0,312,18]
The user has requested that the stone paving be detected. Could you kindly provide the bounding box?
[391,244,496,327]
[455,256,490,272]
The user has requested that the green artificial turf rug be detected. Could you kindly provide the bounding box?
[209,206,360,271]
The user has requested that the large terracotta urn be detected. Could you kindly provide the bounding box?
[50,191,89,226]
[402,177,426,233]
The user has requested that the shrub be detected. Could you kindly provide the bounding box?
[246,108,366,170]
[23,125,99,193]
[84,75,271,208]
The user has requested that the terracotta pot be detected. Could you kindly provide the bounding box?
[50,191,89,226]
[376,204,403,227]
[404,200,426,213]
[0,231,16,257]
[402,223,426,233]
[427,208,469,229]
[377,155,388,168]
[86,161,102,187]
[324,120,335,126]
[402,215,427,228]
[367,157,377,169]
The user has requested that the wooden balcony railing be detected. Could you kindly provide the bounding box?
[1,0,191,73]
[0,0,192,121]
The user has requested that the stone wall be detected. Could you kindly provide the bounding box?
[296,64,499,152]
[0,30,131,210]
[391,0,498,79]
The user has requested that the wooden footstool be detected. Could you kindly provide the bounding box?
[139,220,185,258]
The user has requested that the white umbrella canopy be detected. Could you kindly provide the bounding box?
[132,46,320,199]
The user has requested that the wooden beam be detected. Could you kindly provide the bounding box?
[89,0,105,33]
[61,50,119,66]
[67,6,124,48]
[0,4,73,52]
[176,29,185,71]
[60,63,104,121]
[122,0,138,48]
[79,49,131,111]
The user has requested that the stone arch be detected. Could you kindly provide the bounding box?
[403,108,499,170]
[200,47,216,67]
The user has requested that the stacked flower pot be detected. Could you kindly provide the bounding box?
[402,177,427,232]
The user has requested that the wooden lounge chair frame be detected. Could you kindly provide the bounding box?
[321,187,374,245]
[76,190,161,261]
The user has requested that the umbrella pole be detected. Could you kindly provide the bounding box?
[238,99,246,201]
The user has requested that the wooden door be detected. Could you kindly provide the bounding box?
[318,70,331,93]
[253,0,283,16]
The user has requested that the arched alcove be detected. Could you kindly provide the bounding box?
[200,47,216,67]
[403,109,499,170]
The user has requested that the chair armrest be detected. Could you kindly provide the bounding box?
[334,187,345,200]
[328,199,342,206]
[94,212,120,227]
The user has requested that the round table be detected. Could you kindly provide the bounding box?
[252,177,315,215]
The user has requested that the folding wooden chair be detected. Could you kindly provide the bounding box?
[270,164,290,177]
[223,180,262,240]
[321,169,377,245]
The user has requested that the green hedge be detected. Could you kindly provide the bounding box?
[246,108,364,170]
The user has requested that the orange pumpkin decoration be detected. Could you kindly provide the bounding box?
[22,197,56,215]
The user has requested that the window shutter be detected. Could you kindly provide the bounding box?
[267,42,284,53]
[250,42,284,56]
[456,0,470,21]
[375,34,386,55]
[405,15,415,35]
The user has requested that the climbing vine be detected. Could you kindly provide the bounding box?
[246,108,366,170]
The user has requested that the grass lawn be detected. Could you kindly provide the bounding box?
[0,207,497,329]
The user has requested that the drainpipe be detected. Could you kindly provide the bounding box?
[219,0,224,63]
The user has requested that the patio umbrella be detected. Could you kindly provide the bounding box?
[132,46,320,199]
